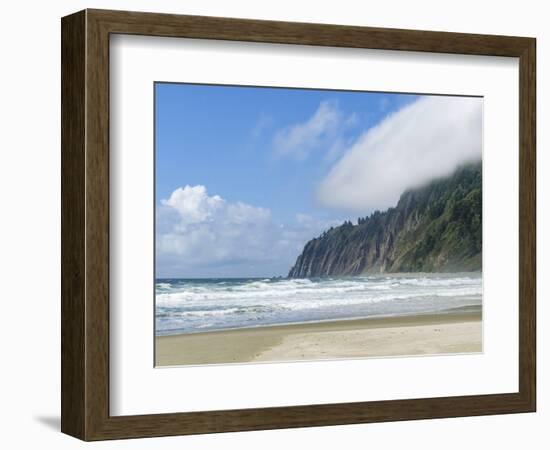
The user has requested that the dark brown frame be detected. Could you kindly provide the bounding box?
[61,9,536,441]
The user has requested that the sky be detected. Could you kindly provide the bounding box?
[155,83,482,278]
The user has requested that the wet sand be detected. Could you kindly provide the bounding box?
[155,310,482,367]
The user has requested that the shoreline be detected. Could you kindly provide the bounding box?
[157,304,481,337]
[155,309,482,366]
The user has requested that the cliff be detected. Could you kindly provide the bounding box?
[288,162,482,277]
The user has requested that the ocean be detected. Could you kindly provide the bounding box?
[155,273,482,336]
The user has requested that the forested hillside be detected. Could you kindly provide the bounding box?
[288,162,482,277]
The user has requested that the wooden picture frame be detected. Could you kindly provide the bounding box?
[61,9,536,441]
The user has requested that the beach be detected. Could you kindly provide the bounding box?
[155,309,482,366]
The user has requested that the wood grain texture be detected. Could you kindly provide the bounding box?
[85,10,111,439]
[61,8,537,441]
[89,8,532,56]
[61,10,86,439]
[518,38,536,410]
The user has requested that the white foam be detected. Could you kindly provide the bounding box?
[155,274,482,333]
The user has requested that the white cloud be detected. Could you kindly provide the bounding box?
[273,100,351,160]
[157,185,337,277]
[161,185,224,225]
[317,96,482,212]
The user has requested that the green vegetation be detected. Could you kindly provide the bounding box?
[288,161,482,277]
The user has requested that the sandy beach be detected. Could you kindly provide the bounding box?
[156,308,482,366]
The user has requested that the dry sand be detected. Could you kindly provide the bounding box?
[155,310,482,367]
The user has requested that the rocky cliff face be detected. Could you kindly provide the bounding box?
[288,162,482,277]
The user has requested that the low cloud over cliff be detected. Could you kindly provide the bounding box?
[316,96,482,213]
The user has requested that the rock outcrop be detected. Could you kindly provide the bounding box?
[288,162,482,277]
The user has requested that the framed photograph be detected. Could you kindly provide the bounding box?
[61,9,536,440]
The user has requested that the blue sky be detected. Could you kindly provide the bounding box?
[155,83,482,278]
[156,83,416,223]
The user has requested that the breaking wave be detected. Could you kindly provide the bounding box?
[155,273,482,335]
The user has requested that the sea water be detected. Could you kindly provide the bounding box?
[155,273,482,335]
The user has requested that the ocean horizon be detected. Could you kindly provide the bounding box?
[155,272,482,336]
